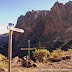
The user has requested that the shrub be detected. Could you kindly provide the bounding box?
[0,54,8,68]
[0,61,7,68]
[0,53,7,60]
[36,59,39,63]
[50,48,63,58]
[32,49,50,61]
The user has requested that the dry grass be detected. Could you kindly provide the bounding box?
[64,49,72,53]
[32,49,50,61]
[0,53,8,68]
[0,61,7,68]
[50,48,63,58]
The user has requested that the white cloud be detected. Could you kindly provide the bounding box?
[0,26,9,34]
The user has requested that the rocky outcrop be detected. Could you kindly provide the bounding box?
[0,1,72,57]
[12,1,72,57]
[13,1,72,55]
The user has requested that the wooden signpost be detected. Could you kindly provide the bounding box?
[7,23,24,72]
[21,40,36,60]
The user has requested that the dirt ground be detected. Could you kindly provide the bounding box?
[5,59,72,72]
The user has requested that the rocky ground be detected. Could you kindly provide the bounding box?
[3,54,72,72]
[6,59,72,72]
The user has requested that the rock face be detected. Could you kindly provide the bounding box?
[0,1,72,57]
[12,1,72,57]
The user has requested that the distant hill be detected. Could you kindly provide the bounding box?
[0,1,72,57]
[0,33,9,56]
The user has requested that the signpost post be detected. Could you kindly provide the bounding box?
[7,23,24,72]
[21,40,36,60]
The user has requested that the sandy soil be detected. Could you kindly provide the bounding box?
[5,59,72,72]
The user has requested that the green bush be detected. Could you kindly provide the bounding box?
[32,49,50,61]
[50,48,63,58]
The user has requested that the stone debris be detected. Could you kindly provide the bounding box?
[0,68,8,72]
[61,55,71,60]
[21,56,38,68]
[22,59,34,68]
[33,63,38,67]
[12,56,19,63]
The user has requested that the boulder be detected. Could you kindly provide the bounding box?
[18,58,22,62]
[28,60,34,66]
[12,56,19,63]
[33,63,38,67]
[22,56,28,62]
[22,59,34,68]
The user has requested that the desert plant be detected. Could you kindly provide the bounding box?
[36,59,39,63]
[50,48,63,58]
[0,61,7,68]
[0,53,7,60]
[0,54,8,68]
[32,49,50,61]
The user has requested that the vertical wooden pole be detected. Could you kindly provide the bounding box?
[28,40,30,60]
[8,30,12,72]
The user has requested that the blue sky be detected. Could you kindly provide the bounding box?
[0,0,71,34]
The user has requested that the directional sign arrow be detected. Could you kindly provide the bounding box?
[13,27,24,33]
[7,26,24,33]
[7,23,24,72]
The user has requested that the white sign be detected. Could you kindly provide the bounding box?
[13,28,24,33]
[7,26,14,31]
[7,26,24,33]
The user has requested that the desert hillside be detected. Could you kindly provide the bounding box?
[0,1,72,57]
[13,1,72,57]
